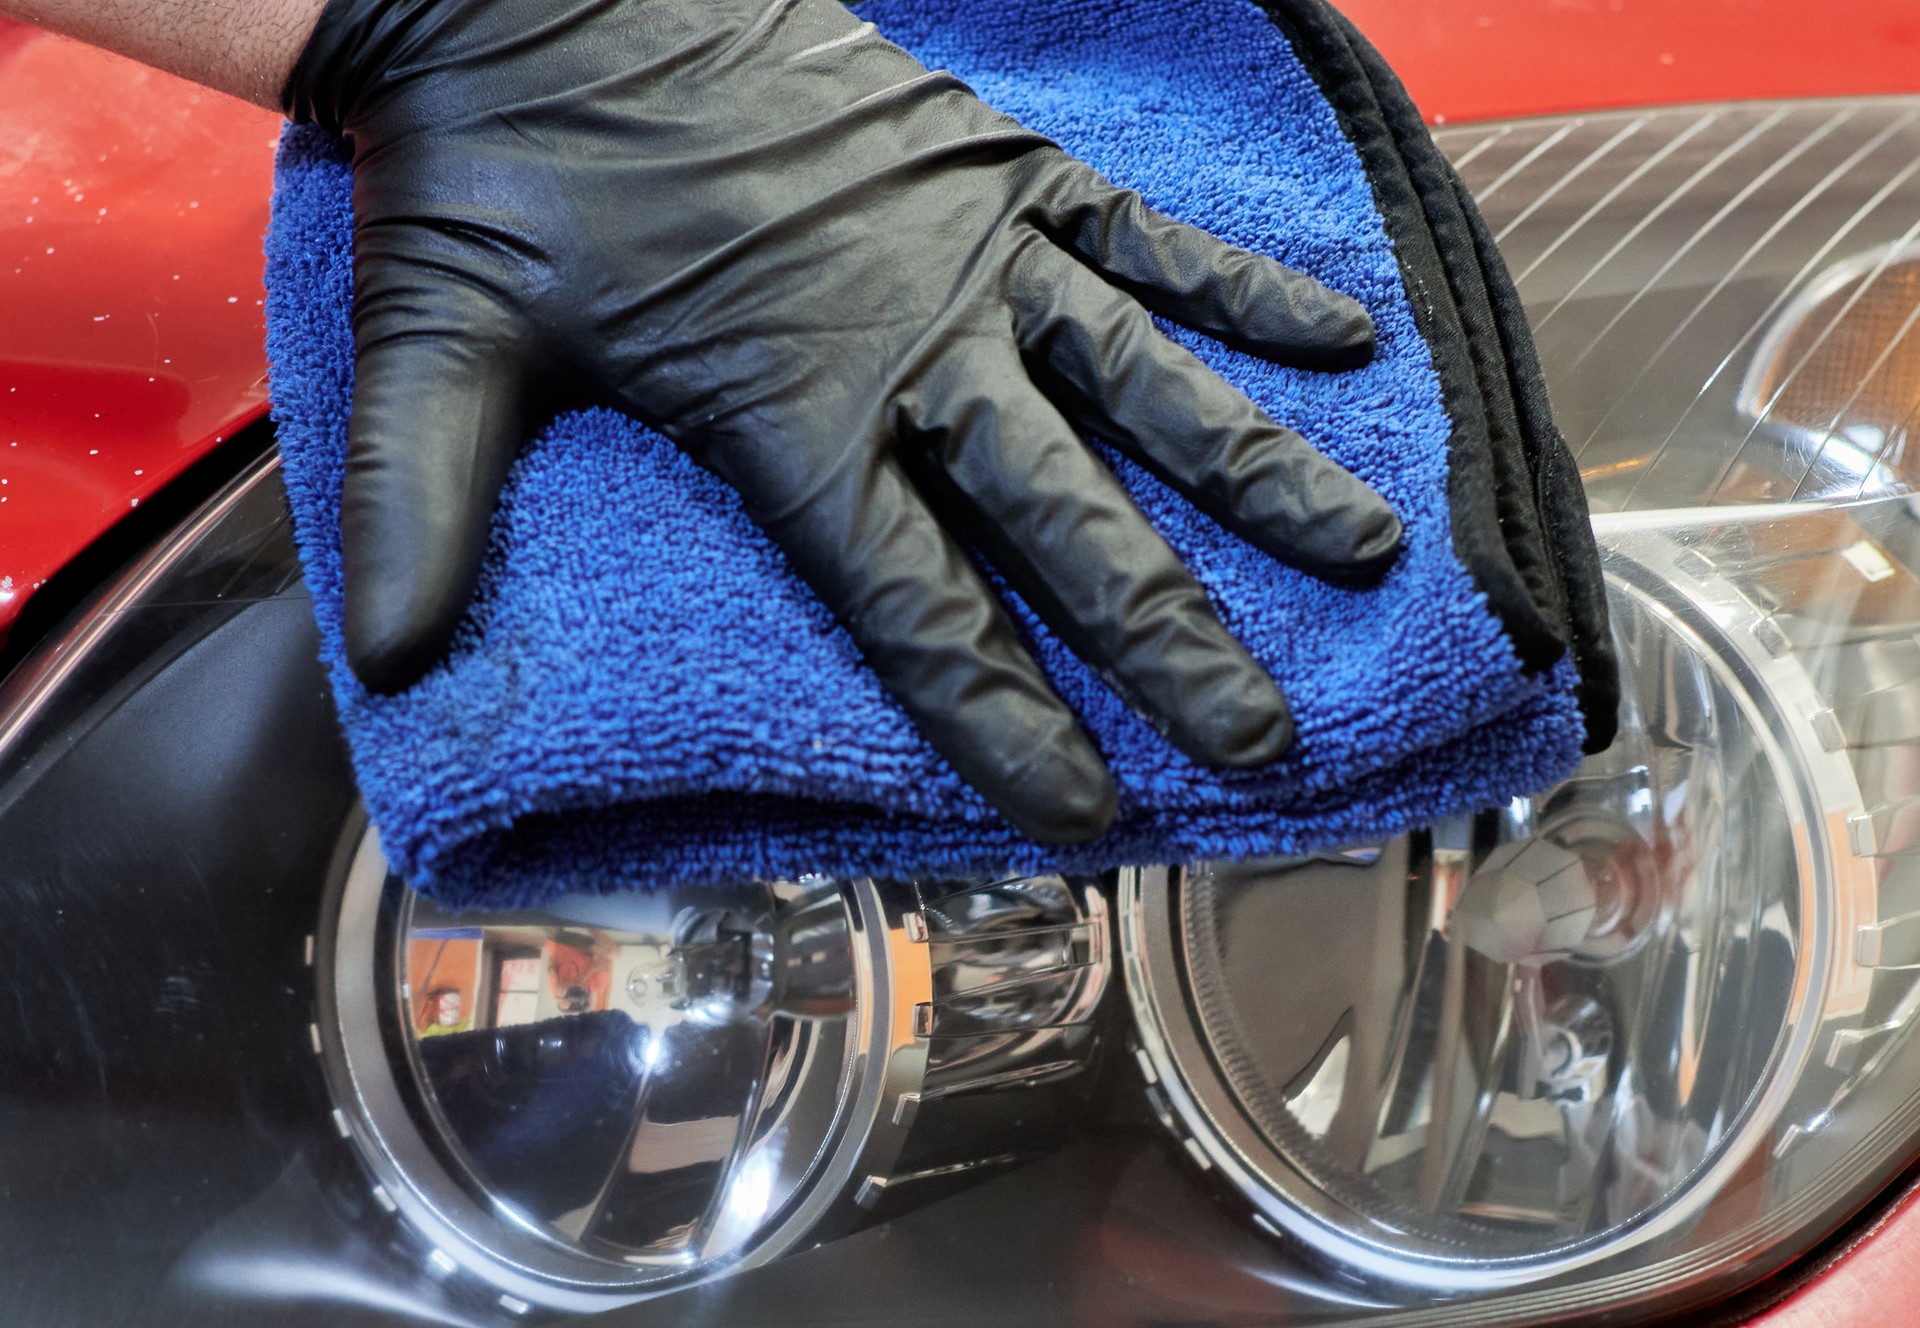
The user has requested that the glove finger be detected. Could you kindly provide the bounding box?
[1035,155,1376,369]
[1014,252,1402,584]
[342,278,534,694]
[905,355,1294,770]
[728,440,1118,844]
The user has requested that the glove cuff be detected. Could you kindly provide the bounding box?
[281,0,448,132]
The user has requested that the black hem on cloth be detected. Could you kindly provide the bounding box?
[1326,6,1620,750]
[1260,0,1620,750]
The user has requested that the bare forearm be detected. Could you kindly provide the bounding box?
[0,0,325,107]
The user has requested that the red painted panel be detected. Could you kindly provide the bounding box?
[0,22,277,638]
[1337,0,1920,126]
[1753,1181,1920,1328]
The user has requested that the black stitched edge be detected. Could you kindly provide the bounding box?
[1319,9,1569,648]
[1324,6,1621,750]
[1257,0,1570,676]
[1441,151,1622,751]
[1442,150,1622,752]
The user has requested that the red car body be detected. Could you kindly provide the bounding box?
[3,3,1919,1322]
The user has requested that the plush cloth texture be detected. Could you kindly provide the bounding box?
[265,0,1590,908]
[1269,0,1618,747]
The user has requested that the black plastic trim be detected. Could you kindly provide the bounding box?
[0,418,277,682]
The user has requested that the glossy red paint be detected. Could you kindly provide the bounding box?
[1755,1180,1920,1328]
[0,21,277,639]
[1337,0,1920,125]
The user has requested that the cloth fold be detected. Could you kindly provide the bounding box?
[265,0,1606,908]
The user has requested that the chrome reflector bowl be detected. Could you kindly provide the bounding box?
[1122,523,1835,1287]
[316,816,1111,1314]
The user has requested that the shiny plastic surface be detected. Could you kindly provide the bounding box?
[1436,102,1920,516]
[1126,495,1920,1315]
[0,20,278,641]
[5,459,1920,1328]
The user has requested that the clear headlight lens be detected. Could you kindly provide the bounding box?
[1123,99,1920,1319]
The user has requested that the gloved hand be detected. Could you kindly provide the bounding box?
[284,0,1403,844]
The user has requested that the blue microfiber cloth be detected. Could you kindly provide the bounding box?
[265,0,1589,909]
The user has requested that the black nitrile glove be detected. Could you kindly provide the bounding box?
[283,0,1403,845]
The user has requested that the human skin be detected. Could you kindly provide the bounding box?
[0,0,324,107]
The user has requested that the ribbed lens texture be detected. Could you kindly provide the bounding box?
[1438,101,1920,511]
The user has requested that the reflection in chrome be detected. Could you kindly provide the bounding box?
[401,878,858,1265]
[316,841,1111,1313]
[918,874,1109,1101]
[1124,493,1920,1291]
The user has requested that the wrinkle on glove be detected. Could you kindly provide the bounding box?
[266,0,1595,908]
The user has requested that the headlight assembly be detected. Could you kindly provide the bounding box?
[0,450,1117,1322]
[1122,99,1920,1324]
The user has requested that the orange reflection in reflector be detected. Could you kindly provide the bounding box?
[1743,247,1920,497]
